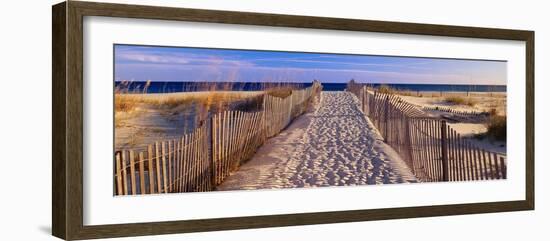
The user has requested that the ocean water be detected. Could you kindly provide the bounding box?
[365,83,506,92]
[114,81,506,93]
[115,81,312,93]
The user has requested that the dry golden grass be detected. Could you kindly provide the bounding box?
[445,96,477,106]
[376,85,417,96]
[115,91,262,111]
[266,87,294,98]
[377,84,395,94]
[114,95,137,112]
[115,91,267,126]
[114,81,300,110]
[114,80,304,127]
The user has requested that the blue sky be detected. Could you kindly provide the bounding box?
[114,44,506,85]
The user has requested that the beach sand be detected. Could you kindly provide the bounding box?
[217,91,417,190]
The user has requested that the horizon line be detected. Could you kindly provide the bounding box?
[114,80,507,86]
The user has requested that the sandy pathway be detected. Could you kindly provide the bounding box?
[217,91,417,190]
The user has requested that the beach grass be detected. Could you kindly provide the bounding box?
[115,91,262,111]
[114,81,302,113]
[444,96,477,106]
[266,87,294,98]
[377,84,395,94]
[114,95,138,112]
[376,85,424,97]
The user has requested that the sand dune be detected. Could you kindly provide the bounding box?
[217,91,417,191]
[399,92,506,115]
[115,91,264,150]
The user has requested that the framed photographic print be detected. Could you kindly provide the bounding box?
[52,1,534,240]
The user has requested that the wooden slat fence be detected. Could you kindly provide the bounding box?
[348,84,506,182]
[213,81,321,185]
[263,86,317,138]
[422,105,490,119]
[114,123,211,195]
[211,110,266,185]
[114,81,322,195]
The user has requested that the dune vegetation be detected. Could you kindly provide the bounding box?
[444,96,477,106]
[485,109,506,141]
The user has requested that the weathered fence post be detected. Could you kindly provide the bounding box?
[364,86,369,115]
[384,96,390,141]
[440,120,449,181]
[500,156,507,179]
[209,116,216,190]
[405,116,414,167]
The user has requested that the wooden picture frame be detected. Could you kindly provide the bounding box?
[52,1,534,240]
